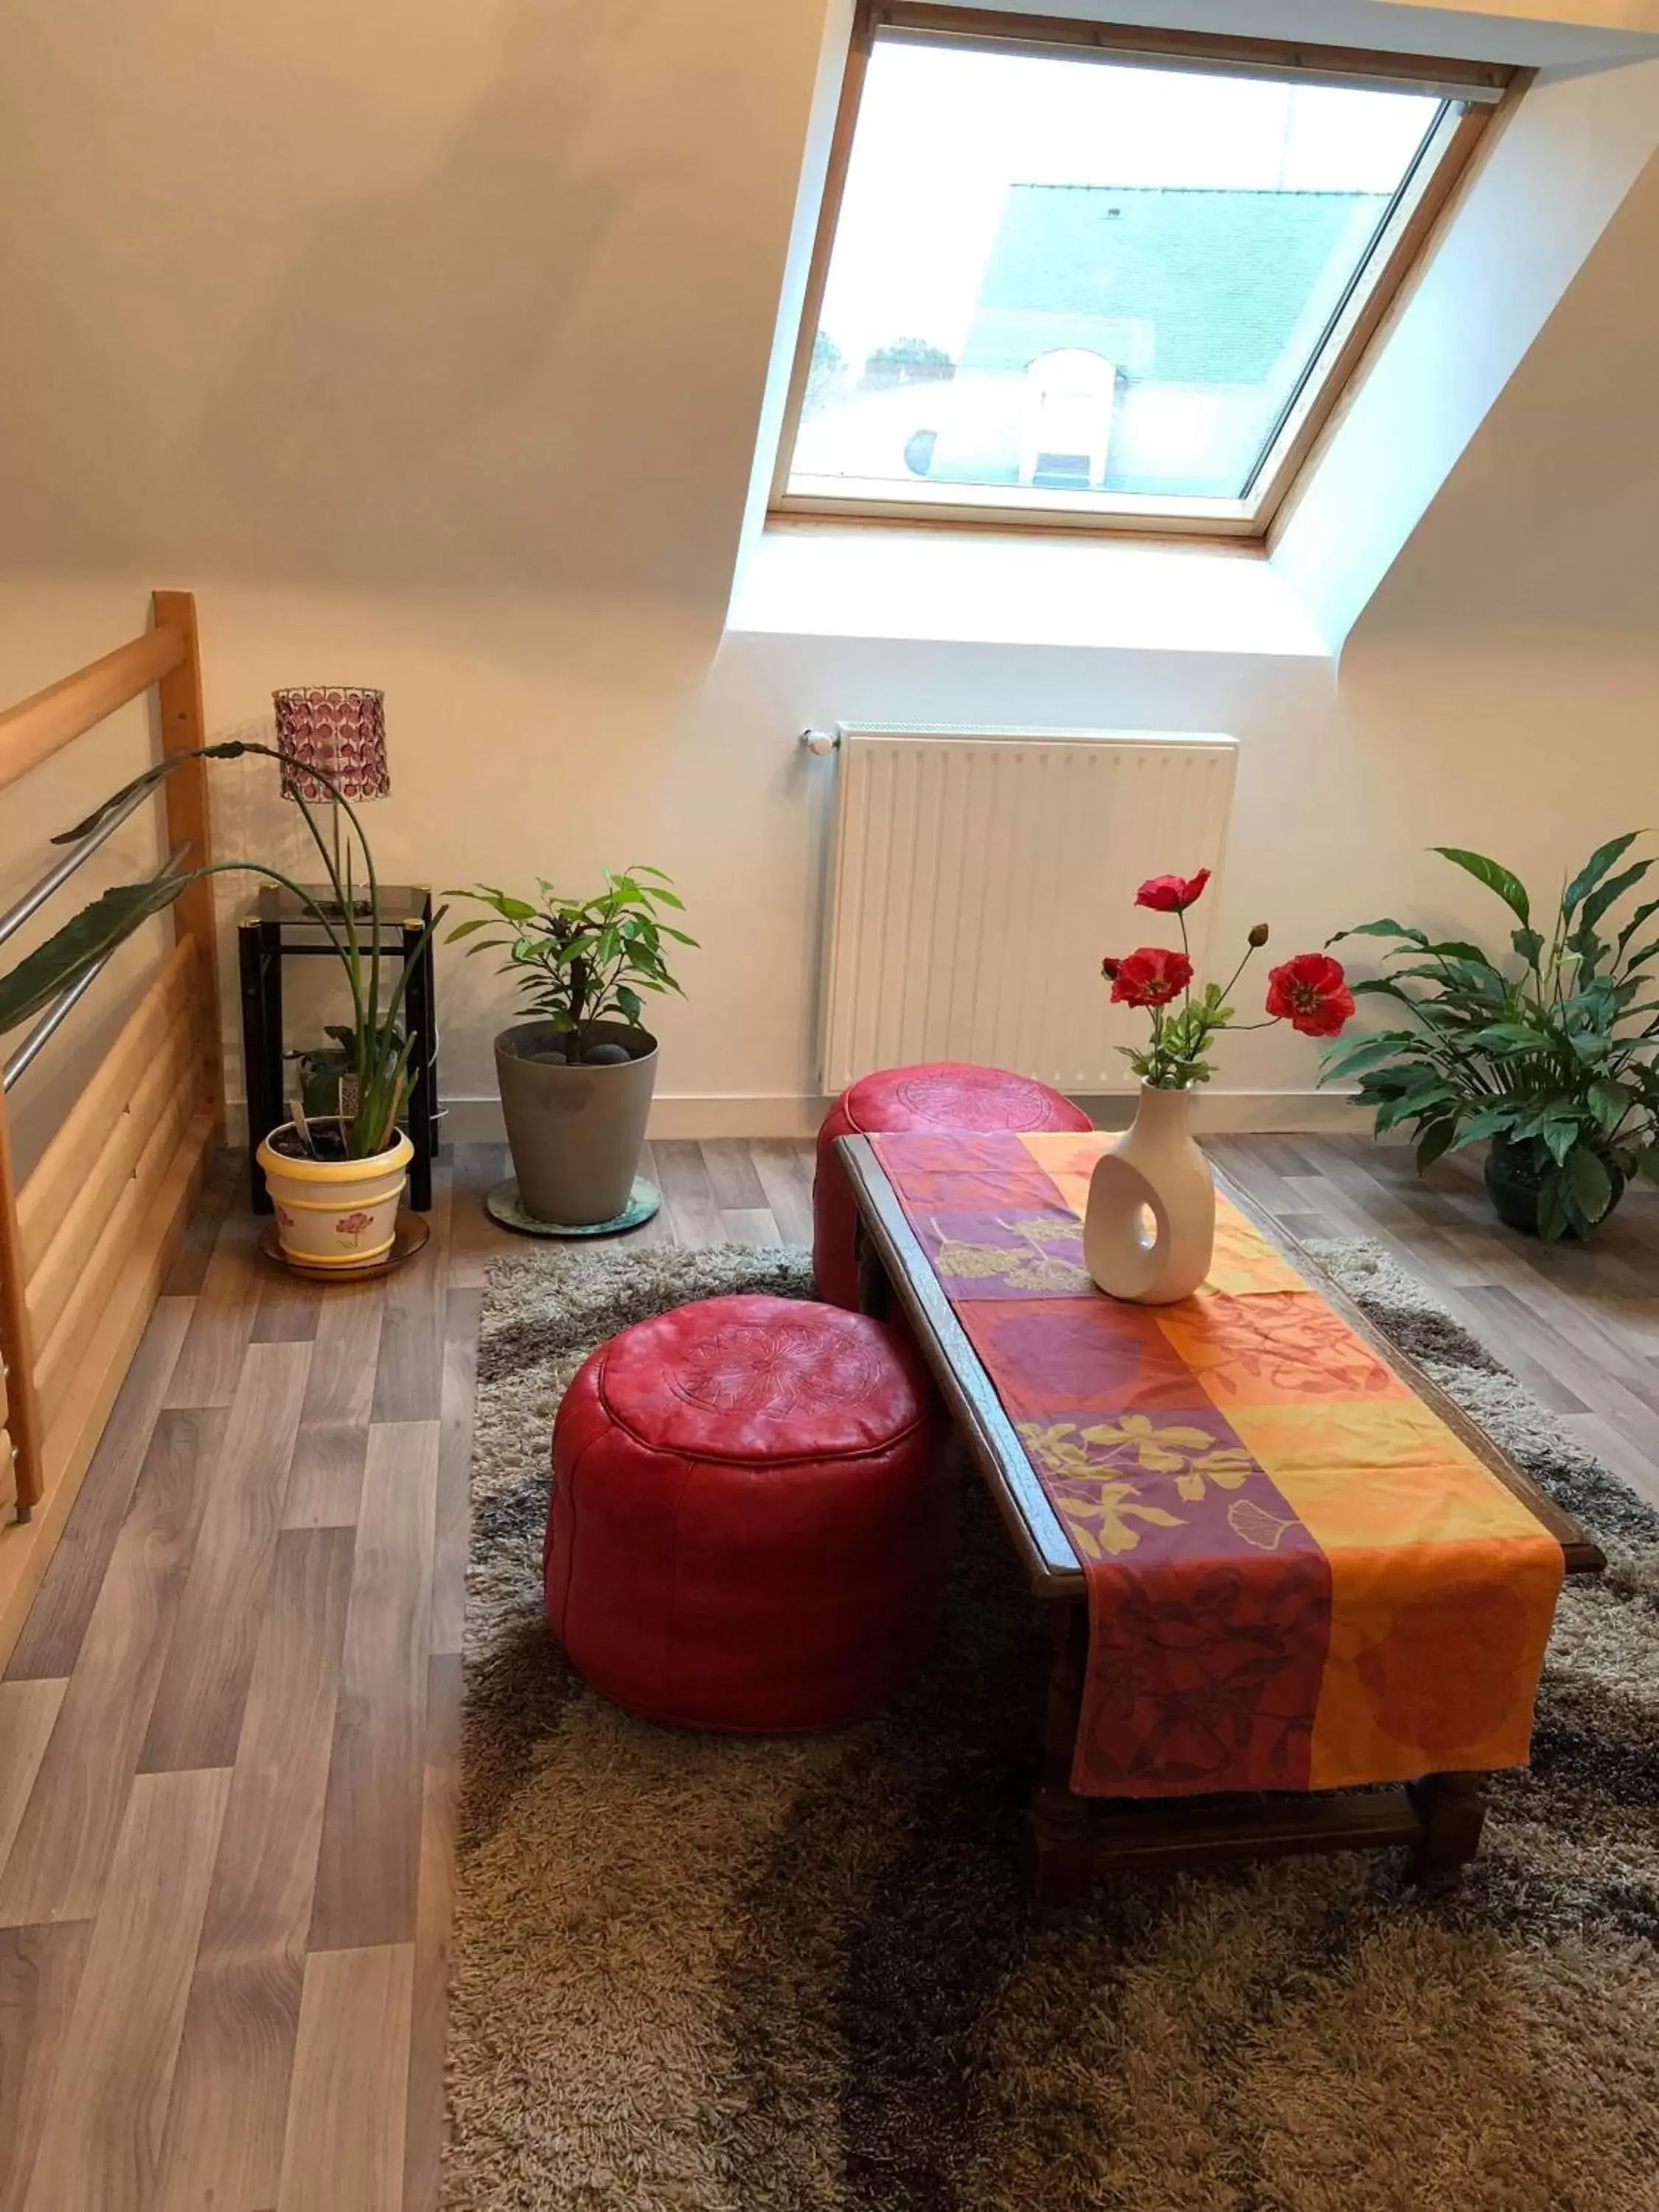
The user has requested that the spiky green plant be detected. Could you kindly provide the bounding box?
[0,741,439,1160]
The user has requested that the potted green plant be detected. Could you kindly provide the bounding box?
[296,1018,407,1124]
[0,740,437,1272]
[448,869,695,1227]
[1320,837,1659,1240]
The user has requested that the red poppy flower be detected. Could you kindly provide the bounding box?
[1266,952,1354,1037]
[1135,869,1211,913]
[1109,946,1194,1008]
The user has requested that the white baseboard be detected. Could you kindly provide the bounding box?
[1169,1090,1372,1136]
[439,1093,836,1143]
[437,1088,1371,1144]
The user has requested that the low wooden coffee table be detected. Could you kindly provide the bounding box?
[838,1134,1604,1902]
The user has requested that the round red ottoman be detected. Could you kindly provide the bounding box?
[545,1295,948,1732]
[813,1062,1093,1308]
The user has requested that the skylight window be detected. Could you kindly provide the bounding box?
[774,6,1516,538]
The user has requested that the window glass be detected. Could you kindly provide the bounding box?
[787,36,1446,509]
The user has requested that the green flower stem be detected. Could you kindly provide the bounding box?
[1217,940,1259,1004]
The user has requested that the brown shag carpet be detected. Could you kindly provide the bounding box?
[442,1239,1659,2212]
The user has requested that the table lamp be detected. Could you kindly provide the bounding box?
[273,686,389,915]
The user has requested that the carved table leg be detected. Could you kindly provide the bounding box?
[1029,1599,1092,1908]
[1407,1770,1486,1887]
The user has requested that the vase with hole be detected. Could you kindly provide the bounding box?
[1085,1082,1214,1304]
[1091,870,1356,1306]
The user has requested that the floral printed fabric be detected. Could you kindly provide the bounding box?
[871,1130,1564,1799]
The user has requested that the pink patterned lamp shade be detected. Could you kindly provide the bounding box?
[273,687,390,804]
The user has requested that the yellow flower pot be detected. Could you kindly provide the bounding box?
[256,1121,414,1271]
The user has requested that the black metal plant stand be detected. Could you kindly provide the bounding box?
[237,883,439,1214]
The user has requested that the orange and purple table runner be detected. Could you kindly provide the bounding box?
[870,1128,1563,1801]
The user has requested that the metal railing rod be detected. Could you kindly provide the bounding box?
[0,782,153,952]
[2,841,191,1093]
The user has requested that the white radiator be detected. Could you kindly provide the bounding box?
[818,726,1238,1095]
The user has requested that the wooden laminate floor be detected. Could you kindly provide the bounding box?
[0,1130,1655,2210]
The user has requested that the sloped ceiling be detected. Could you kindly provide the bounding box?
[1382,0,1659,32]
[917,0,1659,64]
[1353,136,1659,641]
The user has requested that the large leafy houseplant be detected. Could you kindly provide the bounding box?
[446,869,695,1057]
[1321,837,1659,1240]
[0,741,434,1161]
[446,869,695,1230]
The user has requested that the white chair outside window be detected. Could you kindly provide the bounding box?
[1017,348,1117,490]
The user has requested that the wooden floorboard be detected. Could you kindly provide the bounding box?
[700,1136,769,1211]
[307,1422,439,1953]
[139,1340,312,1773]
[431,1290,480,1660]
[21,1764,232,2212]
[282,1418,370,1531]
[4,1296,192,1684]
[163,1207,263,1409]
[0,1406,227,1927]
[152,1524,355,2212]
[276,1943,414,2212]
[371,1181,451,1425]
[2,1130,1657,2205]
[751,1137,815,1247]
[251,1262,322,1345]
[301,1273,386,1428]
[0,1680,66,1872]
[0,1919,93,2208]
[654,1137,723,1245]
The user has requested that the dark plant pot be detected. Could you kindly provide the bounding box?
[298,1048,352,1122]
[1484,1137,1625,1239]
[495,1020,657,1227]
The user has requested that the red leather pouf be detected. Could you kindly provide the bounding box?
[813,1061,1094,1309]
[546,1294,949,1732]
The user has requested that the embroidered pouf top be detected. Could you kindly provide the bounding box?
[814,1060,1093,1308]
[546,1295,949,1733]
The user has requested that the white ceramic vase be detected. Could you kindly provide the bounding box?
[1084,1081,1215,1304]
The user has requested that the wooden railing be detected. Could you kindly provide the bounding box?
[0,591,221,1654]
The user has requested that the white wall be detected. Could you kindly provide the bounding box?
[698,623,1659,1132]
[4,0,1659,1147]
[0,0,831,1136]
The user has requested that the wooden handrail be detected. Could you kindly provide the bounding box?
[153,590,223,1135]
[0,625,185,797]
[0,589,216,1535]
[16,936,199,1269]
[0,1095,44,1523]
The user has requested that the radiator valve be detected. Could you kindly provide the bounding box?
[799,727,839,755]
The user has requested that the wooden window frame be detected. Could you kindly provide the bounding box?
[769,2,1523,546]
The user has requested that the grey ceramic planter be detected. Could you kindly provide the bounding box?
[495,1020,658,1227]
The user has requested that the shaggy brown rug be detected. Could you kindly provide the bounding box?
[442,1239,1659,2212]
